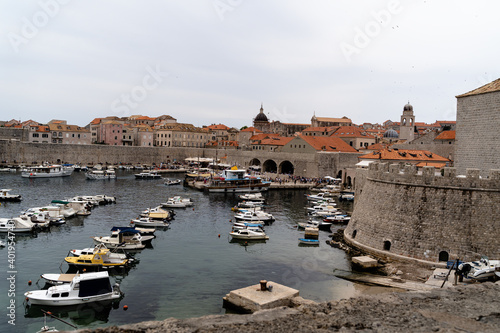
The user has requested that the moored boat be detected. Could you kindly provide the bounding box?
[93,227,152,250]
[204,168,270,193]
[234,210,274,223]
[64,247,129,270]
[164,179,182,186]
[298,238,320,245]
[0,217,36,233]
[21,164,73,178]
[161,196,193,208]
[229,228,269,240]
[130,217,170,228]
[0,189,22,201]
[135,171,162,179]
[25,271,122,306]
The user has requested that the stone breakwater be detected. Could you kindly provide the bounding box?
[345,162,500,264]
[73,283,500,333]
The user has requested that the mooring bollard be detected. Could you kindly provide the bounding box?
[260,280,267,291]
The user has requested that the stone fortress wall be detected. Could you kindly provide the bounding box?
[345,161,500,264]
[0,139,361,179]
[455,89,500,176]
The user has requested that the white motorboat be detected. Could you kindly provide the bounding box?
[306,203,337,213]
[231,222,265,231]
[131,217,170,228]
[41,273,79,285]
[229,228,269,240]
[164,179,182,186]
[297,219,332,231]
[308,205,339,216]
[323,215,351,223]
[140,206,170,217]
[135,171,162,179]
[0,189,22,201]
[25,271,122,306]
[457,257,500,280]
[21,164,73,178]
[161,196,193,208]
[93,227,152,250]
[20,208,65,226]
[86,169,116,180]
[339,192,355,201]
[234,210,275,222]
[238,192,265,201]
[237,200,265,208]
[0,217,36,232]
[305,192,329,201]
[51,200,90,216]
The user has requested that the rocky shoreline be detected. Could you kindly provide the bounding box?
[73,282,500,332]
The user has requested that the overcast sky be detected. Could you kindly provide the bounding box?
[1,1,498,129]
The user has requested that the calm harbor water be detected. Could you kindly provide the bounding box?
[0,170,372,332]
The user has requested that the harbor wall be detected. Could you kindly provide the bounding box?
[345,162,500,263]
[0,140,362,178]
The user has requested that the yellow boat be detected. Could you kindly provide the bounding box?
[64,248,128,269]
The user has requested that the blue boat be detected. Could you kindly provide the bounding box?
[298,238,320,245]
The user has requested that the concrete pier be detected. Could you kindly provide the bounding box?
[352,256,379,268]
[223,281,299,313]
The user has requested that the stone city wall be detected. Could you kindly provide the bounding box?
[0,140,361,178]
[455,90,500,176]
[345,162,500,264]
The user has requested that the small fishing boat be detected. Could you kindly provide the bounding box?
[231,222,265,231]
[40,273,79,285]
[161,196,193,208]
[134,171,162,179]
[93,227,152,250]
[25,271,122,306]
[164,179,182,186]
[85,168,116,180]
[234,210,274,223]
[0,217,36,233]
[229,228,269,240]
[323,215,351,223]
[298,238,320,245]
[238,192,265,201]
[130,217,170,228]
[0,189,22,202]
[64,247,129,270]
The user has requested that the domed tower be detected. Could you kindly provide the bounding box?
[399,102,415,142]
[253,103,269,131]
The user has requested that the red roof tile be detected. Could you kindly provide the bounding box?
[298,135,358,152]
[434,130,455,140]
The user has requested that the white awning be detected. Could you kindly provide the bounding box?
[356,160,374,167]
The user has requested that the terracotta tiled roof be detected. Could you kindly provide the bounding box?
[241,127,261,133]
[456,78,500,98]
[298,135,358,152]
[331,126,375,139]
[258,137,294,146]
[90,118,102,125]
[250,133,280,141]
[364,143,388,150]
[434,130,455,140]
[415,162,447,168]
[359,149,449,162]
[207,124,230,130]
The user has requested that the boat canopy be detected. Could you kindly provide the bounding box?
[51,200,70,204]
[110,227,140,234]
[78,277,112,297]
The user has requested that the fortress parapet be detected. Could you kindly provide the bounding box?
[366,162,500,191]
[345,162,500,265]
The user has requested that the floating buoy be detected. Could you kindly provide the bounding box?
[83,269,86,272]
[218,234,220,238]
[123,305,128,311]
[28,280,32,286]
[192,208,195,211]
[244,241,248,246]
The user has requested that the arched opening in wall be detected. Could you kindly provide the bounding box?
[262,160,277,173]
[352,230,357,239]
[336,170,342,180]
[402,119,406,126]
[279,160,294,175]
[249,158,261,172]
[383,241,391,251]
[346,176,352,189]
[438,251,449,262]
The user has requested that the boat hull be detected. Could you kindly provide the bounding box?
[25,291,121,306]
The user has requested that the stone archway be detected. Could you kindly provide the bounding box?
[249,158,261,171]
[279,160,294,175]
[262,159,277,173]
